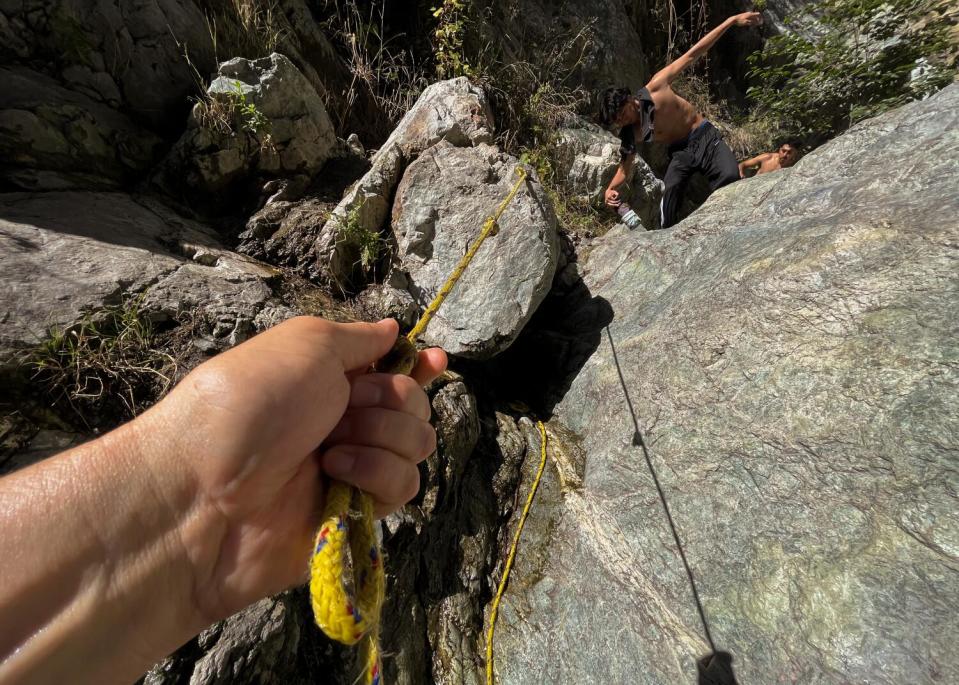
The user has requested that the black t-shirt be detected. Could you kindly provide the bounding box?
[618,87,656,160]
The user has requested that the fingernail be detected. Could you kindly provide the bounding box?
[325,451,355,478]
[351,377,383,406]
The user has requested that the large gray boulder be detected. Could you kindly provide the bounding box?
[389,143,560,359]
[315,78,495,292]
[488,85,959,683]
[0,192,291,368]
[154,53,337,199]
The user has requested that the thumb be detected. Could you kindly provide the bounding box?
[328,318,400,371]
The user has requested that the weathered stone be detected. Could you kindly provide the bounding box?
[314,78,495,292]
[189,595,300,685]
[0,192,289,367]
[389,143,559,358]
[315,144,405,293]
[0,66,163,189]
[154,53,337,202]
[488,85,959,685]
[211,54,337,174]
[380,381,530,685]
[378,77,495,158]
[354,271,420,330]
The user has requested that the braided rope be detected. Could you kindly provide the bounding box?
[407,167,528,342]
[310,165,529,685]
[486,420,548,685]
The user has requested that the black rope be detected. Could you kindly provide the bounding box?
[605,327,738,684]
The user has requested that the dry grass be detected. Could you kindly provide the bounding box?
[471,20,595,153]
[203,0,288,62]
[26,297,179,429]
[320,0,430,129]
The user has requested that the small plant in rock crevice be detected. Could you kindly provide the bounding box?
[193,80,273,151]
[432,0,472,79]
[336,204,386,287]
[228,81,271,135]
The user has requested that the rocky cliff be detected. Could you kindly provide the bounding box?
[489,84,959,684]
[1,3,956,685]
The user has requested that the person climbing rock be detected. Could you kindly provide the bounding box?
[0,317,447,684]
[738,141,802,177]
[599,12,763,228]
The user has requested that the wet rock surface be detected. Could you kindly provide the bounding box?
[489,85,959,685]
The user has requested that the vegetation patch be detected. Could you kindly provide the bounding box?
[747,0,957,141]
[337,203,386,286]
[26,296,179,429]
[520,144,618,238]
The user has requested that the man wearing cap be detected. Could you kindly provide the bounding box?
[599,12,763,228]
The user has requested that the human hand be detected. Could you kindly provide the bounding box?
[732,11,762,27]
[605,188,621,207]
[155,317,447,623]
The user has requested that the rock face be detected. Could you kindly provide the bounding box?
[0,65,165,190]
[390,143,560,358]
[476,0,651,93]
[488,85,959,684]
[0,192,291,368]
[154,53,337,201]
[0,0,399,192]
[379,374,536,685]
[0,0,217,189]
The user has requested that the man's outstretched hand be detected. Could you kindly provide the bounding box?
[731,11,763,27]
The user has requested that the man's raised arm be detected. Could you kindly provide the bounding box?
[647,12,763,91]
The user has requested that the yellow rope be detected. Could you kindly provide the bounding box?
[310,165,529,685]
[407,167,528,343]
[486,420,548,685]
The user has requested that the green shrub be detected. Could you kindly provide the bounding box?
[747,0,957,140]
[338,204,385,281]
[432,0,472,78]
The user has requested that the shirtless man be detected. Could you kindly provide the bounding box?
[739,141,801,177]
[599,12,763,228]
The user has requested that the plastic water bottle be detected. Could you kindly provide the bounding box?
[617,202,643,230]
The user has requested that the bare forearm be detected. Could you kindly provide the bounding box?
[608,156,635,190]
[0,407,204,684]
[688,17,734,61]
